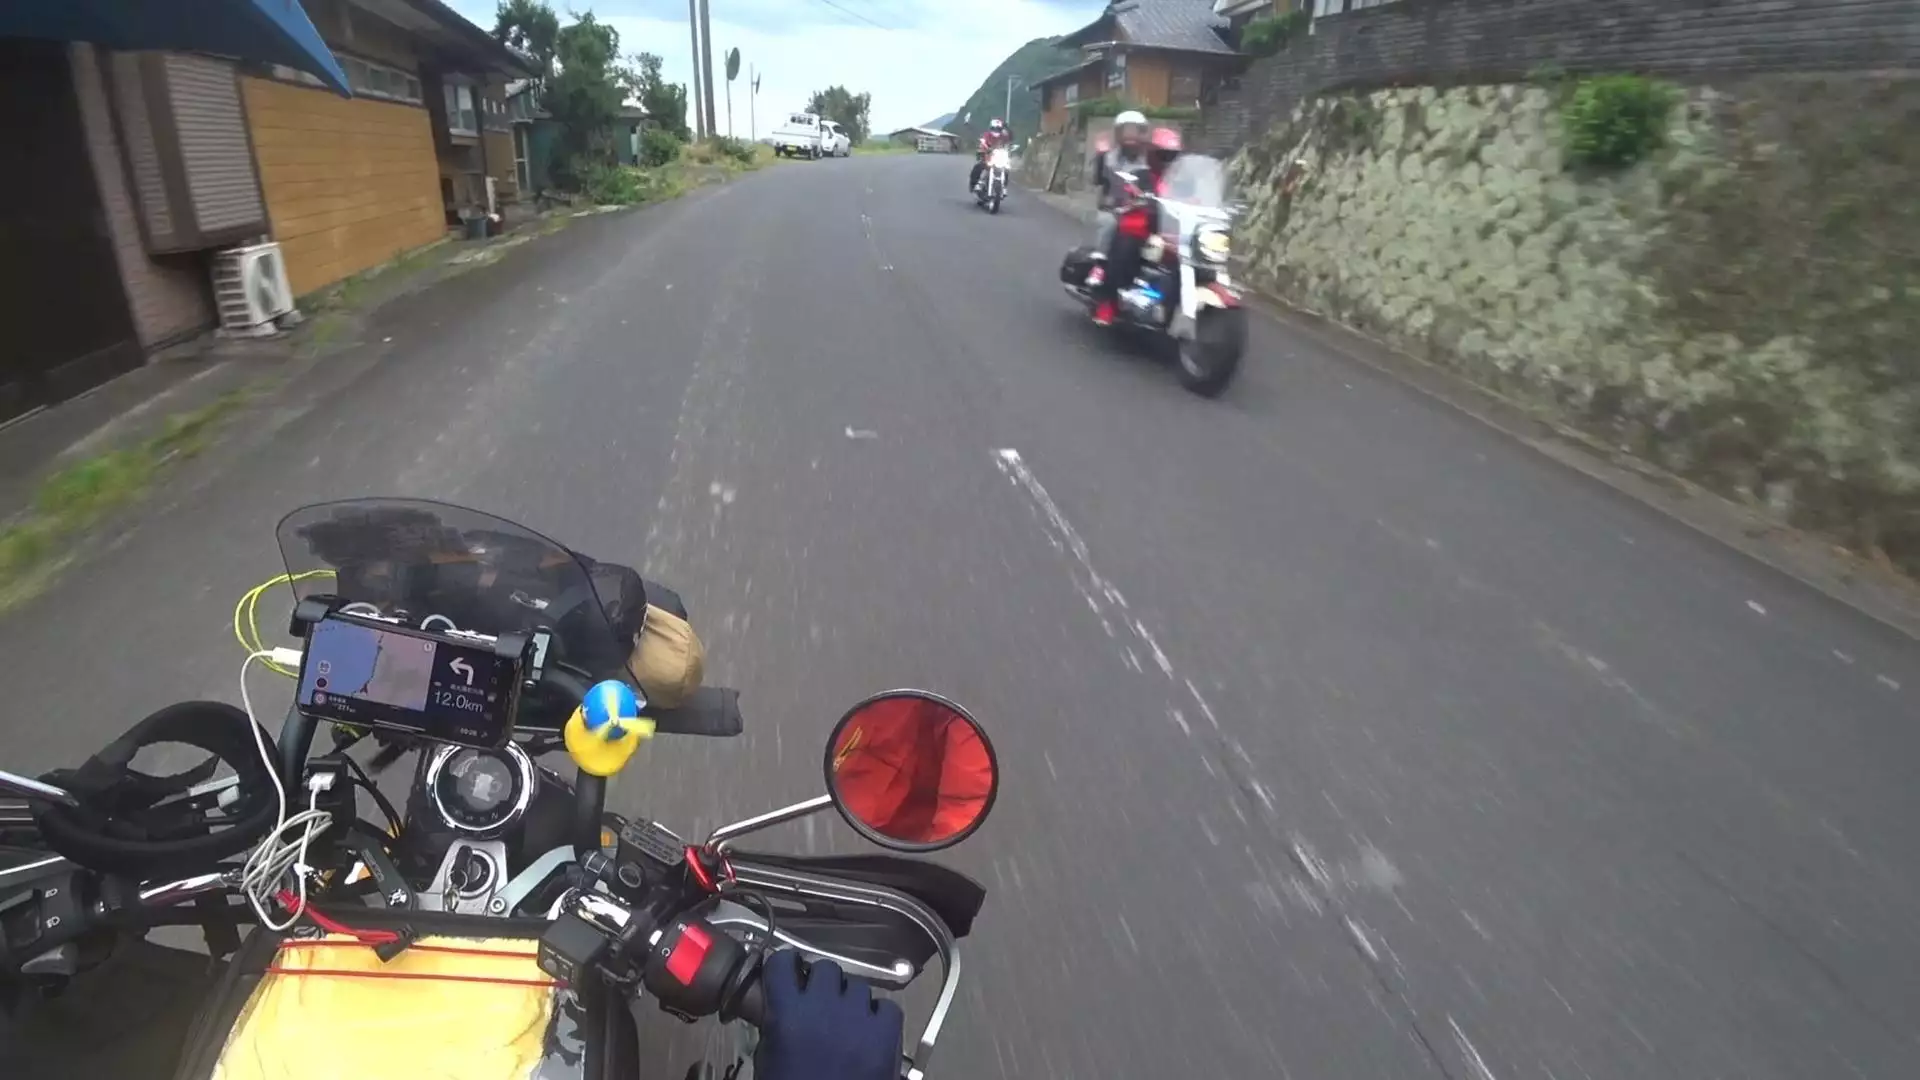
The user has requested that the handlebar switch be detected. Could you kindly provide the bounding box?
[537,911,615,986]
[641,914,757,1023]
[0,870,86,962]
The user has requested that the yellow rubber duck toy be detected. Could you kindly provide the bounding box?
[565,680,655,777]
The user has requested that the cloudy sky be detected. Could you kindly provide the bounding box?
[445,0,1103,135]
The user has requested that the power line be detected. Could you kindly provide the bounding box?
[808,0,894,31]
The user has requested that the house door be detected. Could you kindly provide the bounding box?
[513,126,531,192]
[0,40,141,425]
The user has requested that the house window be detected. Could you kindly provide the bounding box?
[483,95,510,132]
[1063,82,1080,105]
[514,126,532,191]
[338,55,424,104]
[445,83,477,135]
[1106,53,1127,91]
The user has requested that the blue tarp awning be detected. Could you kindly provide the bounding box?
[2,0,351,95]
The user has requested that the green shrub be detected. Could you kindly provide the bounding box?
[1240,10,1309,57]
[1072,96,1201,121]
[710,136,757,164]
[1561,75,1680,170]
[638,127,682,168]
[583,163,644,205]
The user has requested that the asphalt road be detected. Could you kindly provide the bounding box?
[6,153,1920,1079]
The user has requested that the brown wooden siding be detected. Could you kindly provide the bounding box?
[1126,53,1173,108]
[242,76,443,297]
[1042,85,1069,133]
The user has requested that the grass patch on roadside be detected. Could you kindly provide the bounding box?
[0,387,254,612]
[313,240,450,313]
[683,137,777,173]
[855,142,913,155]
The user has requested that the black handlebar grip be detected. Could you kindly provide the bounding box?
[731,971,767,1027]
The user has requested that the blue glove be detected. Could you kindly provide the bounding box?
[753,949,904,1080]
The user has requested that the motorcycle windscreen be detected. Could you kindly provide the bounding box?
[209,935,557,1080]
[276,498,641,694]
[1157,154,1229,207]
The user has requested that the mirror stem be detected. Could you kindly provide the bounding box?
[705,794,834,852]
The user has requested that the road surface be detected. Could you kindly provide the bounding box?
[5,154,1918,1079]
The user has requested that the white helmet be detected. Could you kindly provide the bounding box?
[1114,109,1147,128]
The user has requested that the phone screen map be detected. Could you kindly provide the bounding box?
[297,617,516,746]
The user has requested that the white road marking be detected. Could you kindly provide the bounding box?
[1449,1016,1501,1080]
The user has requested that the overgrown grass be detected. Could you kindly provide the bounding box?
[1240,10,1309,57]
[0,388,254,610]
[856,142,913,155]
[1071,97,1201,121]
[683,137,773,171]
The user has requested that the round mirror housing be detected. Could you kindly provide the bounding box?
[823,690,998,852]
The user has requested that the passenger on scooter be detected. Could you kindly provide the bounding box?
[1090,124,1184,326]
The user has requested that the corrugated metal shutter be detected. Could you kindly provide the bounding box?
[164,55,266,232]
[109,52,175,244]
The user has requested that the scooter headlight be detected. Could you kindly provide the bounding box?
[1195,226,1231,265]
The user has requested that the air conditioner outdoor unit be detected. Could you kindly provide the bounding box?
[212,241,296,335]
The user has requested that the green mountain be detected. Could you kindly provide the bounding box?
[949,37,1078,143]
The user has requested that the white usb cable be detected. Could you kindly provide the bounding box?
[239,649,329,931]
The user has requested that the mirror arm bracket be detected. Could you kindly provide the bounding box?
[704,794,835,853]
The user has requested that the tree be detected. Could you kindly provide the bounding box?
[807,85,872,145]
[632,52,689,141]
[493,0,559,87]
[546,13,631,179]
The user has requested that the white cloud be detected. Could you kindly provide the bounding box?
[445,0,1097,136]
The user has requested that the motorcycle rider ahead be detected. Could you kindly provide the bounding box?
[969,118,1013,194]
[1089,121,1184,326]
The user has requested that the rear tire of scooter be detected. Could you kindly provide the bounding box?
[1176,306,1246,398]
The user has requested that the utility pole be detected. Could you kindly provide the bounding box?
[749,65,758,142]
[1005,76,1013,125]
[697,0,717,139]
[686,0,704,139]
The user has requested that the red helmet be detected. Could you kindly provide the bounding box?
[1149,126,1183,153]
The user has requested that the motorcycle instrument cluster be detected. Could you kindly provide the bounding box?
[425,742,537,835]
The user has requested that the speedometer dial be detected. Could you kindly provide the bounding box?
[426,742,535,835]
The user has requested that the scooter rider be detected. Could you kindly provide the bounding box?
[969,118,1013,193]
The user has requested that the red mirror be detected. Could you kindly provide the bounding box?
[824,691,998,851]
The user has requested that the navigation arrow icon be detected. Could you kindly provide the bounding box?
[448,657,476,686]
